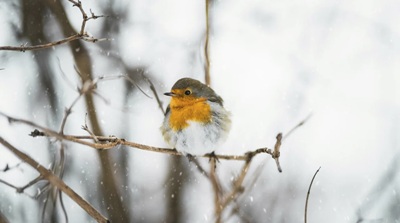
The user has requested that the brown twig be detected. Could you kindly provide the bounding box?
[59,81,93,134]
[272,133,283,172]
[216,156,252,222]
[190,158,210,178]
[204,0,211,86]
[0,210,9,223]
[0,110,310,222]
[82,113,99,143]
[214,131,285,222]
[118,74,152,99]
[0,111,275,161]
[0,0,106,52]
[283,113,312,140]
[142,75,165,115]
[1,162,22,172]
[0,179,20,191]
[304,167,321,223]
[210,158,223,223]
[2,112,311,165]
[0,137,109,223]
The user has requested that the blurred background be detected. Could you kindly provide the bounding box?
[0,0,399,222]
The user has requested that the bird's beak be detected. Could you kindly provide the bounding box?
[164,92,176,97]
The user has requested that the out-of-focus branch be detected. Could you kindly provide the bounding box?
[216,158,251,223]
[215,114,311,222]
[304,167,321,223]
[1,163,22,172]
[0,137,109,223]
[142,75,165,115]
[215,133,283,222]
[204,0,211,86]
[0,0,106,52]
[210,158,223,223]
[59,80,95,134]
[0,210,9,223]
[283,113,312,140]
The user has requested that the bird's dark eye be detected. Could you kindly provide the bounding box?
[184,90,192,95]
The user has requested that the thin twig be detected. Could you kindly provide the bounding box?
[210,158,222,223]
[304,167,321,223]
[142,75,165,115]
[216,157,252,222]
[0,0,106,52]
[82,113,99,143]
[120,74,152,98]
[190,158,210,178]
[59,94,84,134]
[272,133,283,172]
[18,175,44,194]
[0,35,81,52]
[0,179,19,191]
[1,112,305,168]
[59,78,99,135]
[0,111,276,161]
[0,137,109,223]
[204,0,211,86]
[0,209,9,223]
[283,113,312,141]
[1,162,22,172]
[58,144,69,223]
[0,111,311,222]
[0,175,44,198]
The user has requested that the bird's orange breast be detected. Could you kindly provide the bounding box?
[169,97,211,131]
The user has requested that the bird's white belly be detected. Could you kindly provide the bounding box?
[172,121,227,155]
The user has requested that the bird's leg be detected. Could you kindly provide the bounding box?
[206,151,220,163]
[186,153,196,162]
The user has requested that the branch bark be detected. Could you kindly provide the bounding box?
[0,0,105,52]
[304,167,321,223]
[204,0,211,86]
[0,137,109,223]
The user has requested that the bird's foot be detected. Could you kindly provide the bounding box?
[206,151,220,163]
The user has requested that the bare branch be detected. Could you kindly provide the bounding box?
[210,158,223,223]
[216,157,252,222]
[58,145,69,223]
[204,0,211,86]
[189,158,210,178]
[0,110,311,222]
[1,162,22,172]
[142,75,165,115]
[119,74,152,98]
[0,137,109,223]
[0,209,9,223]
[0,35,81,52]
[304,167,321,223]
[1,111,278,162]
[283,113,312,140]
[82,113,99,143]
[272,133,283,172]
[0,179,20,191]
[0,0,106,52]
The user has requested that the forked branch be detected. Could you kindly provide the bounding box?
[0,0,106,52]
[0,137,109,223]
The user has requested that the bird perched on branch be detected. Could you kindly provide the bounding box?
[161,77,231,156]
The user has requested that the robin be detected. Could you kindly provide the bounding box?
[161,77,231,156]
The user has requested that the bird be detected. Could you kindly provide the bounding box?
[161,77,231,156]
